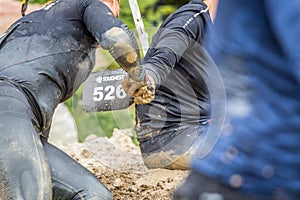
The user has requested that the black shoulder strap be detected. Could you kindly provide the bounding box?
[21,0,30,16]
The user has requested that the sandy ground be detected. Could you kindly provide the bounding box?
[61,129,188,200]
[0,1,189,199]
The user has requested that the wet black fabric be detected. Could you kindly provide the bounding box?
[135,1,213,154]
[0,0,131,131]
[42,138,113,200]
[0,0,139,198]
[0,81,113,199]
[0,81,52,199]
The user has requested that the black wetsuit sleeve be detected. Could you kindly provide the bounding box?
[79,0,142,78]
[143,10,205,85]
[79,0,123,42]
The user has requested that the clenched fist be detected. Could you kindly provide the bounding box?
[122,74,155,104]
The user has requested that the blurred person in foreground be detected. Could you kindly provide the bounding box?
[174,0,300,199]
[122,0,219,170]
[0,0,151,199]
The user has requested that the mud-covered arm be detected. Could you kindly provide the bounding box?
[100,24,145,81]
[79,0,143,81]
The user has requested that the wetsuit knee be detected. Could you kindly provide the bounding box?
[52,179,113,200]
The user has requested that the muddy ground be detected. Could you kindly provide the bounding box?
[61,129,188,200]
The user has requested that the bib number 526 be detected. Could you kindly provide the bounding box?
[93,85,126,101]
[82,70,134,112]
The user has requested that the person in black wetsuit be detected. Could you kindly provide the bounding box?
[122,0,219,170]
[0,0,146,199]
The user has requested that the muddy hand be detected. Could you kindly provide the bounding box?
[122,76,155,104]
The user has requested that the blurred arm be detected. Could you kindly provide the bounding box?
[264,0,300,83]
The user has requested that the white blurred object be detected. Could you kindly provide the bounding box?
[49,103,78,147]
[128,0,149,56]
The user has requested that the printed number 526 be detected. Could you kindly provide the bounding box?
[93,85,127,101]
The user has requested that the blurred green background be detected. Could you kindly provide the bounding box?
[29,0,189,142]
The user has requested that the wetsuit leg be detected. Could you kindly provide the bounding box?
[0,81,52,200]
[139,125,209,170]
[42,139,113,200]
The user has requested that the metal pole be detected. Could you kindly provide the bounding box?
[128,0,149,56]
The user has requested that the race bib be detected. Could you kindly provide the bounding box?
[82,70,134,112]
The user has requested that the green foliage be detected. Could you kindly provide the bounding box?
[64,87,136,142]
[26,0,50,5]
[120,0,186,29]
